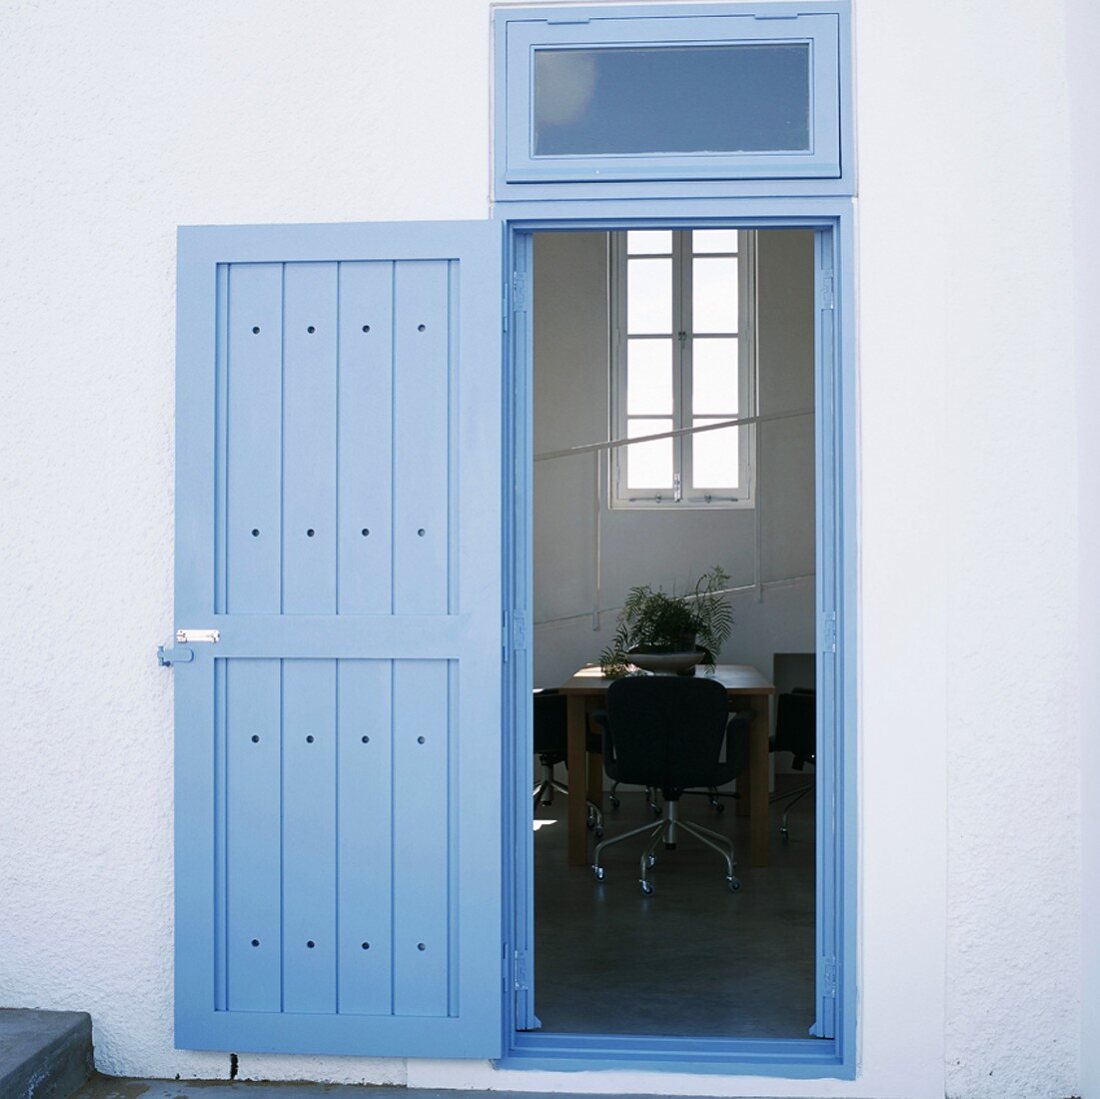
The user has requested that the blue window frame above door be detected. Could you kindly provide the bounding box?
[497,2,851,196]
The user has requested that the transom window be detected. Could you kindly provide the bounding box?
[610,228,756,508]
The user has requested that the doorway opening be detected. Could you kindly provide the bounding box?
[510,222,831,1047]
[528,225,822,1038]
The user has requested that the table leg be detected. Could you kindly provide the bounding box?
[565,694,589,866]
[748,695,771,867]
[584,699,604,813]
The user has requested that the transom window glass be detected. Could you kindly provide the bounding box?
[533,44,812,157]
[610,229,756,508]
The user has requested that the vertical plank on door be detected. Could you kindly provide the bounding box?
[225,658,282,1011]
[283,263,338,615]
[392,660,450,1017]
[337,659,394,1015]
[282,659,338,1014]
[393,261,450,615]
[225,263,283,613]
[338,262,394,615]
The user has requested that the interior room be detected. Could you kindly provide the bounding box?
[529,227,818,1039]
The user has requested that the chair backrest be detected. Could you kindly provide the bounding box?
[604,675,735,794]
[774,689,815,768]
[532,688,567,757]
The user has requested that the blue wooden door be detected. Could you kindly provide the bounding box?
[171,221,503,1057]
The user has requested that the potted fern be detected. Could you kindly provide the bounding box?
[599,566,733,677]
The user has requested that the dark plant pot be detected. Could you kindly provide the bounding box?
[627,649,705,675]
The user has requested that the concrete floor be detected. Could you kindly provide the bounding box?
[533,785,816,1038]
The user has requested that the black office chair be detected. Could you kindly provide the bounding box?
[770,687,816,843]
[590,677,749,895]
[532,688,603,834]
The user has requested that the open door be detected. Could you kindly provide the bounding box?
[169,221,503,1057]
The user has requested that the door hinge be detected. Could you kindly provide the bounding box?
[502,610,527,660]
[821,274,835,310]
[157,644,194,667]
[513,949,530,991]
[810,955,838,1039]
[823,611,837,653]
[512,271,528,313]
[512,609,527,653]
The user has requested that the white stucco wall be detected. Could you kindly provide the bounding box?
[1068,1,1100,1096]
[0,2,1083,1098]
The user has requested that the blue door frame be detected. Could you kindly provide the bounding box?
[497,199,857,1078]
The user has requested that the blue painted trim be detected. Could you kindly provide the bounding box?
[493,1,854,202]
[498,202,856,1079]
[500,1032,846,1078]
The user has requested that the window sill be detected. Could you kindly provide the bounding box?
[609,500,756,512]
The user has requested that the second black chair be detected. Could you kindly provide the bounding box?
[533,688,603,834]
[591,676,750,895]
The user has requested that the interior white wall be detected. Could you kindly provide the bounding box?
[0,1,1083,1097]
[532,230,816,689]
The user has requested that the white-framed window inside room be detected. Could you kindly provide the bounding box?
[610,229,757,509]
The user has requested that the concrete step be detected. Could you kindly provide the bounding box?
[0,1009,94,1099]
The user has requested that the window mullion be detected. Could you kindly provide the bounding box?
[740,229,757,502]
[611,232,627,502]
[675,230,691,500]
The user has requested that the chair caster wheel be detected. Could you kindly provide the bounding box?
[594,826,604,839]
[727,876,741,892]
[714,802,726,814]
[609,795,621,810]
[592,865,605,882]
[640,880,654,896]
[780,828,790,845]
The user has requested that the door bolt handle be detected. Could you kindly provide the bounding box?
[157,644,194,667]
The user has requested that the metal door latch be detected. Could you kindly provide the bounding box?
[176,628,219,644]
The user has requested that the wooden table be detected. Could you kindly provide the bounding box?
[558,664,776,868]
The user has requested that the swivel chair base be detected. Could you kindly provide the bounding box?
[591,800,740,896]
[770,781,814,843]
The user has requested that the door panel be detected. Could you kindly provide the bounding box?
[174,221,502,1057]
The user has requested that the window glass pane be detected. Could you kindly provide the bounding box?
[627,230,672,255]
[533,45,811,156]
[692,230,739,255]
[693,257,738,333]
[627,339,673,414]
[692,419,740,489]
[692,338,738,415]
[625,418,673,488]
[627,258,672,334]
